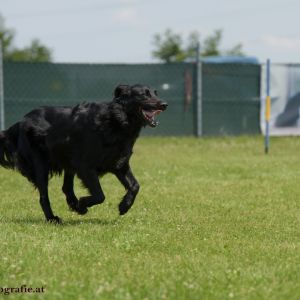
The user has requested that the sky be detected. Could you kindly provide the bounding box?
[0,0,300,64]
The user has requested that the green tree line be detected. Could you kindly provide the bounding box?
[0,15,52,62]
[152,29,244,63]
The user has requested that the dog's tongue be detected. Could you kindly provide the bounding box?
[144,110,161,118]
[142,109,162,127]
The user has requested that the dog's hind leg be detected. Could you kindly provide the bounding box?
[76,169,105,215]
[33,156,61,224]
[115,164,140,215]
[62,171,79,212]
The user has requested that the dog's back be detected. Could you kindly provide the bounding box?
[0,106,75,179]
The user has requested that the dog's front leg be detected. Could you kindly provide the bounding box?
[115,164,140,215]
[76,169,105,214]
[62,171,79,212]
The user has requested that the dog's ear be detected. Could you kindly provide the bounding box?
[114,84,131,99]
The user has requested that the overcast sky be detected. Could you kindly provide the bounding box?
[1,0,299,64]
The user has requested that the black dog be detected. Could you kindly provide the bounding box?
[0,84,167,223]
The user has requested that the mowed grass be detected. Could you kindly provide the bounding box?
[0,136,299,300]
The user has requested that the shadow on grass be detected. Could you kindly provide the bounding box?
[63,218,119,226]
[0,216,120,226]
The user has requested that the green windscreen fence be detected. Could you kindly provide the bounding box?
[3,61,260,136]
[3,62,195,136]
[202,63,261,135]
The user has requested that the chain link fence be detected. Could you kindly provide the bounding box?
[3,62,196,136]
[1,61,261,136]
[203,63,261,135]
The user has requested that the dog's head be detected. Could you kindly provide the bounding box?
[113,84,168,127]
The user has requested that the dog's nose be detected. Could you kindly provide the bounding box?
[160,102,168,111]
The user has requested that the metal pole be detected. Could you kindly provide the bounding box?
[0,40,5,130]
[265,59,271,154]
[196,42,202,137]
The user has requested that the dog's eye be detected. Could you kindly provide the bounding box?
[145,89,151,97]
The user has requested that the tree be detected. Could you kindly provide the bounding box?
[225,43,244,56]
[152,29,185,63]
[201,29,222,56]
[152,29,245,63]
[5,39,52,62]
[0,15,52,62]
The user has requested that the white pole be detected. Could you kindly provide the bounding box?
[0,40,5,130]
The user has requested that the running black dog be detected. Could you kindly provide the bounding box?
[0,84,167,223]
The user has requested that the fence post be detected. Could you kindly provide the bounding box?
[195,42,202,137]
[0,40,4,130]
[265,59,271,154]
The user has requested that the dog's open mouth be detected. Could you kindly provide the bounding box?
[141,109,162,127]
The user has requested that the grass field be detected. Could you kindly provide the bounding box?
[0,136,299,299]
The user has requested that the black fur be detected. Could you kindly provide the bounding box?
[0,84,167,223]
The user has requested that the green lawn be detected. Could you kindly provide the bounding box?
[0,136,299,300]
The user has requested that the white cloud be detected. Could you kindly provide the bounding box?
[261,35,300,51]
[113,7,138,23]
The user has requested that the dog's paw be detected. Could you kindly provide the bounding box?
[67,198,79,212]
[77,200,89,215]
[68,203,79,212]
[77,206,88,215]
[68,205,77,212]
[119,202,131,215]
[47,216,62,224]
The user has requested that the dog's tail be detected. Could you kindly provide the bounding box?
[0,123,19,169]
